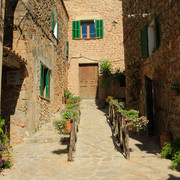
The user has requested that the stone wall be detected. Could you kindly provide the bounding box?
[122,0,180,138]
[64,0,125,100]
[2,0,69,144]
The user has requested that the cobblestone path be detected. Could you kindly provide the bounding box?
[0,100,180,179]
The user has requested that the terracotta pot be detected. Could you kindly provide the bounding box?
[160,132,171,148]
[171,89,179,96]
[66,119,71,132]
[1,153,10,162]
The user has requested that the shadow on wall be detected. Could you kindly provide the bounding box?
[1,64,28,134]
[3,0,19,48]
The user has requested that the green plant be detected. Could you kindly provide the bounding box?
[62,110,78,120]
[113,69,126,87]
[171,151,180,171]
[109,98,124,109]
[64,89,72,99]
[35,124,42,133]
[54,120,67,134]
[119,109,139,119]
[100,60,113,97]
[0,117,13,170]
[161,139,180,171]
[119,109,148,133]
[170,83,179,90]
[161,139,180,159]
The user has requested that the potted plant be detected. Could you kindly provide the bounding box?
[170,83,179,96]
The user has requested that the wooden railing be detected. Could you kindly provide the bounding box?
[68,107,81,161]
[109,104,130,159]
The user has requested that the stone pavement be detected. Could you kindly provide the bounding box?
[0,100,180,180]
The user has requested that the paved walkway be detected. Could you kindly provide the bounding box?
[0,101,180,179]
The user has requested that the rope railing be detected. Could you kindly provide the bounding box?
[68,107,81,161]
[109,103,130,159]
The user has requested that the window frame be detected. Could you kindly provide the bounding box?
[72,19,104,39]
[140,13,159,58]
[51,11,59,40]
[40,62,51,99]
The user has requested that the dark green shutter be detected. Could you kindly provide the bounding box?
[72,21,81,39]
[51,11,54,31]
[57,22,59,40]
[95,20,104,38]
[46,70,51,99]
[66,41,69,57]
[40,63,44,96]
[140,27,149,58]
[154,13,159,50]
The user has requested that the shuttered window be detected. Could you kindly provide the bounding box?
[40,62,51,99]
[95,20,104,38]
[72,19,104,39]
[51,11,59,40]
[66,41,69,57]
[72,21,81,39]
[140,27,149,58]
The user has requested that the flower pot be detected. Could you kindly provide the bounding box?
[0,153,10,162]
[160,132,171,148]
[171,89,179,96]
[66,119,71,132]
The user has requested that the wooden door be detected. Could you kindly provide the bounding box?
[79,64,98,99]
[145,76,154,136]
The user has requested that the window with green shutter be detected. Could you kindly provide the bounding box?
[72,19,104,39]
[51,11,59,40]
[95,20,104,38]
[141,13,159,58]
[140,27,149,58]
[40,62,51,99]
[66,41,69,58]
[72,21,81,39]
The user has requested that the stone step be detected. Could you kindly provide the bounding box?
[23,121,69,144]
[80,99,100,109]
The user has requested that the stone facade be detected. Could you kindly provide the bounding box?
[64,0,125,100]
[2,0,69,144]
[122,0,180,138]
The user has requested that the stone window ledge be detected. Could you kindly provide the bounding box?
[73,37,103,40]
[39,96,50,102]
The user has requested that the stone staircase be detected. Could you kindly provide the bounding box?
[23,121,69,144]
[80,99,101,109]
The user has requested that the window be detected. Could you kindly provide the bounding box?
[40,63,51,99]
[140,14,159,58]
[51,11,59,39]
[66,41,69,58]
[72,19,104,39]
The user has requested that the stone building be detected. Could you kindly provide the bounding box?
[2,0,69,144]
[122,0,180,138]
[63,0,125,101]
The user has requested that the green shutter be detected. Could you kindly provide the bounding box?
[95,20,104,38]
[40,63,44,96]
[46,70,51,99]
[66,41,69,57]
[57,22,59,40]
[51,11,54,31]
[154,13,159,50]
[72,21,81,39]
[140,27,149,58]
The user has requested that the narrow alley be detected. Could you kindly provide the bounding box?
[0,100,180,180]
